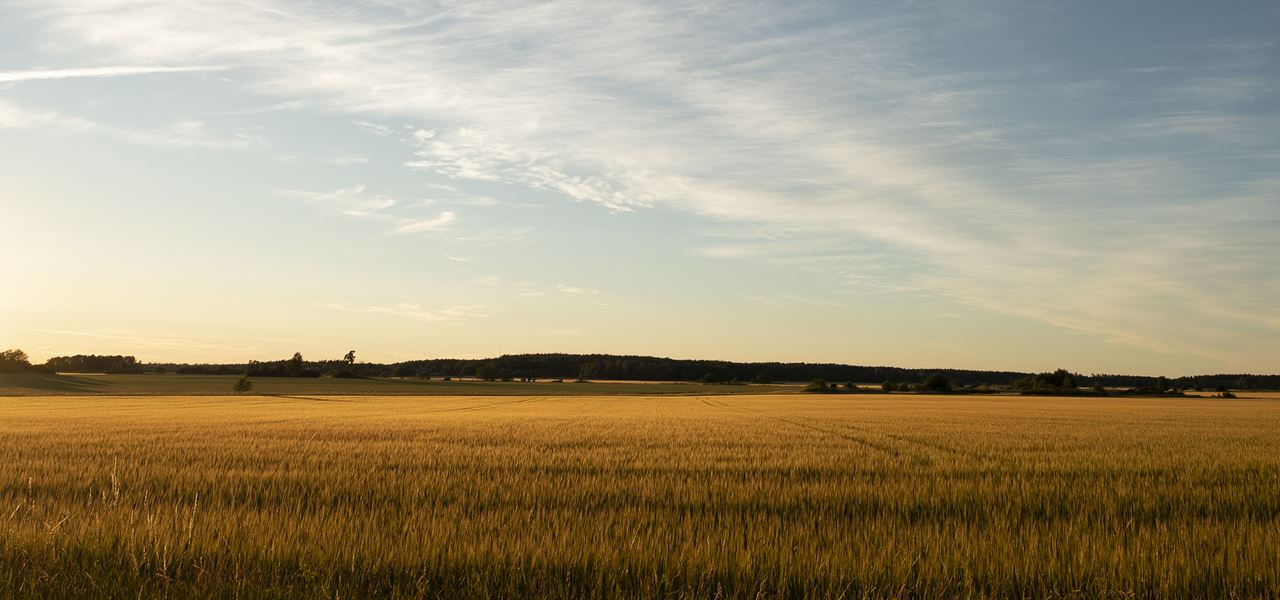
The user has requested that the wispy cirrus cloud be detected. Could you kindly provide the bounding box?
[0,98,260,149]
[321,302,494,323]
[353,120,395,137]
[445,227,532,246]
[387,212,456,235]
[472,276,605,298]
[555,285,601,297]
[279,185,456,235]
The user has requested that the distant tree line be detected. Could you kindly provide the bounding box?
[380,354,1280,390]
[388,354,1039,386]
[7,349,1280,390]
[151,351,362,379]
[43,354,143,374]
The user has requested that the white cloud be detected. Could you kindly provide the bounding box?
[279,185,456,235]
[0,65,227,83]
[321,302,494,323]
[386,212,456,235]
[698,246,757,259]
[556,285,600,296]
[446,226,531,245]
[353,120,395,136]
[472,277,603,298]
[414,182,505,207]
[0,98,260,149]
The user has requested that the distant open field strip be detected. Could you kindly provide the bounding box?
[0,373,799,396]
[2,394,1279,598]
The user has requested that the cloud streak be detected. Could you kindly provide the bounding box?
[0,65,228,84]
[279,185,456,235]
[321,302,494,323]
[0,98,260,149]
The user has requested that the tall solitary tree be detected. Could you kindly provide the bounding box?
[343,350,356,365]
[0,349,31,372]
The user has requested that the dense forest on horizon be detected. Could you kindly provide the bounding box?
[7,350,1277,391]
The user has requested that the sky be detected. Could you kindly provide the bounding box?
[1,1,1277,376]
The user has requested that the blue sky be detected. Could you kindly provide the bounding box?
[1,1,1277,375]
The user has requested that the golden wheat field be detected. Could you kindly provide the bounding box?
[2,393,1279,599]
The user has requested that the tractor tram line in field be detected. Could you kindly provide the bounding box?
[265,394,361,403]
[791,416,994,465]
[699,396,905,460]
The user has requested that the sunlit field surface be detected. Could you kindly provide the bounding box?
[2,394,1278,598]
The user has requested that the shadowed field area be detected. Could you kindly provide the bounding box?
[2,394,1278,598]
